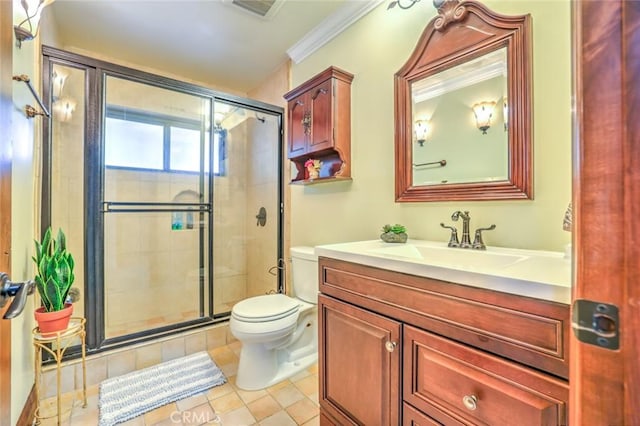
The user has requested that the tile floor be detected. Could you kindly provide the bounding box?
[37,341,320,426]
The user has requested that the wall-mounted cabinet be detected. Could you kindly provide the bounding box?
[284,66,353,184]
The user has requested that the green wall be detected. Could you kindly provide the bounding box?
[290,0,571,252]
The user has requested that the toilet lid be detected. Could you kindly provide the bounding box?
[232,294,300,322]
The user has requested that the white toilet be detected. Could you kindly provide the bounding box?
[230,246,319,391]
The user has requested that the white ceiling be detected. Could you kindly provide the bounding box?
[45,0,380,93]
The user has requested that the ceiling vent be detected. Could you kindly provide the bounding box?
[229,0,285,19]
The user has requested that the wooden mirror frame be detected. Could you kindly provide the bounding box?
[394,0,532,202]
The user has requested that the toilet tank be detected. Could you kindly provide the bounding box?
[290,246,319,303]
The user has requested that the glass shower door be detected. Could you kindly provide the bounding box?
[102,75,212,339]
[211,101,282,316]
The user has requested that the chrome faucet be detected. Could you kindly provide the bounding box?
[443,211,496,250]
[451,210,472,248]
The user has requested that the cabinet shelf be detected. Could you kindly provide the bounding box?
[289,175,352,186]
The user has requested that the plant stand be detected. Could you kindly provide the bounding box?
[33,317,86,425]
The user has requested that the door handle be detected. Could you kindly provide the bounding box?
[0,273,35,319]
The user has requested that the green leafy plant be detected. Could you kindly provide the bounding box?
[32,227,75,312]
[381,224,407,234]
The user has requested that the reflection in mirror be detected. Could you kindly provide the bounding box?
[412,48,508,186]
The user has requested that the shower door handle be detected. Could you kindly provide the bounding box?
[256,207,267,227]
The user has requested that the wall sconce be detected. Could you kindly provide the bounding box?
[53,98,76,122]
[502,97,508,131]
[472,101,497,134]
[14,0,55,48]
[414,119,430,146]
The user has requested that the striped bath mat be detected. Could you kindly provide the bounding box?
[98,351,226,426]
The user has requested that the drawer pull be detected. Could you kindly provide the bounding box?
[462,395,478,411]
[385,341,397,352]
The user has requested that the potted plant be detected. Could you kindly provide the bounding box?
[380,224,408,243]
[32,227,75,334]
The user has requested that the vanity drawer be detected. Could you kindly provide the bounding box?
[403,325,568,426]
[319,257,569,378]
[403,402,464,426]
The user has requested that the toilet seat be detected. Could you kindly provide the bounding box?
[232,294,300,323]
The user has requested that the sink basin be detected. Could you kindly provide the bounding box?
[367,244,528,270]
[314,239,571,304]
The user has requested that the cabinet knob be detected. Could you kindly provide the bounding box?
[384,341,397,352]
[462,395,478,411]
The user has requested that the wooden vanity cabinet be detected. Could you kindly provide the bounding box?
[317,257,570,426]
[284,66,353,184]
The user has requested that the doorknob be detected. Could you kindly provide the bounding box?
[0,273,35,319]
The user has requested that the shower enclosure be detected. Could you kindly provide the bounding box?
[42,47,284,351]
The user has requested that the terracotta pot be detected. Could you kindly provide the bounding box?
[34,303,73,334]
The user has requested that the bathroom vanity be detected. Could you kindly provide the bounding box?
[315,240,571,425]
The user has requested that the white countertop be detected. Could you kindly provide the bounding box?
[314,239,572,304]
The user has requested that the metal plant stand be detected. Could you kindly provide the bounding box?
[33,317,87,425]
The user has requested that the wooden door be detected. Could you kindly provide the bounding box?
[287,93,308,158]
[319,294,401,425]
[571,1,639,424]
[0,1,13,424]
[308,79,333,153]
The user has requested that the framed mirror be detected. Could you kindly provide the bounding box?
[394,0,532,202]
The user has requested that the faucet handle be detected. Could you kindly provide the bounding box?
[440,223,460,248]
[472,225,496,250]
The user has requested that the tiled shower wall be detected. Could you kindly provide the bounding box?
[53,118,251,335]
[246,116,279,298]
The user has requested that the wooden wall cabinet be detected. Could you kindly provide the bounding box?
[284,66,353,184]
[317,257,570,426]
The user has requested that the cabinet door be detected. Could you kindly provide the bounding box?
[309,79,333,154]
[319,294,401,425]
[287,93,308,158]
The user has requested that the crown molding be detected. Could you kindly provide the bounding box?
[287,0,384,64]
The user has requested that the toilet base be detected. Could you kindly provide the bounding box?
[234,308,318,391]
[235,345,317,391]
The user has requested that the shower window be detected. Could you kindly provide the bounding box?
[104,106,226,175]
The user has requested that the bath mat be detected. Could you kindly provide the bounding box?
[98,351,226,426]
